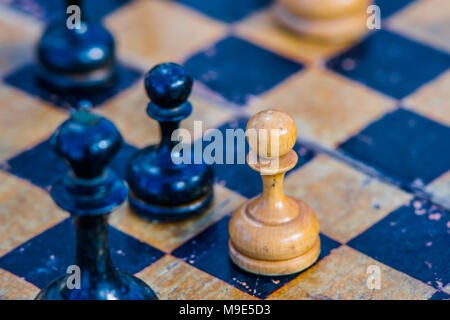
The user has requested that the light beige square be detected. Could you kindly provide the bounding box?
[0,86,67,162]
[0,268,39,300]
[285,155,412,243]
[388,0,450,53]
[137,255,256,300]
[0,172,68,257]
[403,70,450,126]
[0,8,41,76]
[99,82,236,148]
[106,0,227,65]
[427,170,450,209]
[110,184,245,253]
[249,69,396,148]
[268,246,436,300]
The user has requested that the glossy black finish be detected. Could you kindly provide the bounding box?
[36,0,117,93]
[50,109,122,180]
[126,63,214,221]
[36,215,156,300]
[144,63,193,108]
[36,108,157,300]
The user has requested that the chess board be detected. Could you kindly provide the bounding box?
[0,0,449,300]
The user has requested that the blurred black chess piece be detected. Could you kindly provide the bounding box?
[36,0,116,93]
[126,63,214,221]
[36,105,157,300]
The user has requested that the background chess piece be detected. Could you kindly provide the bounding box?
[229,109,320,276]
[274,0,371,43]
[126,62,214,221]
[36,0,116,92]
[36,107,157,300]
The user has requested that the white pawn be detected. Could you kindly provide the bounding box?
[274,0,371,43]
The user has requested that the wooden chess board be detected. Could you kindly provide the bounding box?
[0,0,449,300]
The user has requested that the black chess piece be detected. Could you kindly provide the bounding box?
[36,0,116,93]
[126,63,214,221]
[36,107,157,300]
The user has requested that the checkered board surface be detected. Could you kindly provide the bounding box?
[0,0,449,300]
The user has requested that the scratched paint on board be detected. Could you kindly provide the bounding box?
[349,198,450,291]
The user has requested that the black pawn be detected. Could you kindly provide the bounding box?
[36,107,157,300]
[36,0,116,93]
[126,62,214,221]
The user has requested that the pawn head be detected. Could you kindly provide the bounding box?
[246,109,297,159]
[145,62,193,108]
[50,109,122,179]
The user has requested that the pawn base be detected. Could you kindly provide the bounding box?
[36,64,117,94]
[274,3,367,43]
[229,238,320,276]
[128,189,213,222]
[35,270,158,300]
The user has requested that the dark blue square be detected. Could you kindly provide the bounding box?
[208,117,315,198]
[0,218,164,289]
[1,140,67,190]
[2,139,137,190]
[348,198,450,291]
[326,30,450,99]
[184,36,303,105]
[339,108,450,188]
[2,0,132,21]
[175,0,272,23]
[374,0,417,19]
[172,216,341,299]
[3,63,142,109]
[429,291,450,300]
